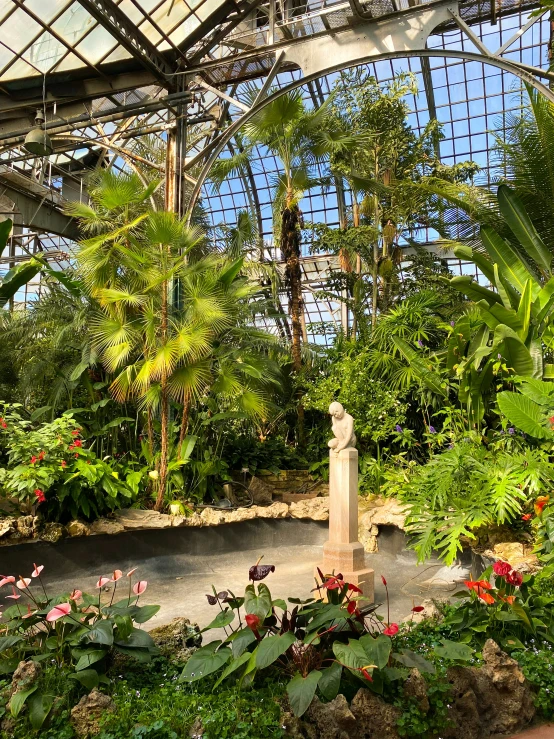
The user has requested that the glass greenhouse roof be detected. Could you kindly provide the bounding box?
[0,0,225,81]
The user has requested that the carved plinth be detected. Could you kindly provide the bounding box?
[317,448,374,601]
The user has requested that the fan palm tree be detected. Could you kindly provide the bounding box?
[69,171,279,510]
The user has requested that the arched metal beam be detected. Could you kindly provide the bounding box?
[187,47,554,217]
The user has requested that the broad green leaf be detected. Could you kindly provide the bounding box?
[332,639,369,670]
[0,219,12,259]
[180,642,231,683]
[497,391,551,439]
[360,634,391,670]
[494,325,534,376]
[453,244,496,283]
[497,184,552,273]
[481,227,540,298]
[75,649,108,671]
[229,627,257,658]
[434,639,473,662]
[256,632,296,669]
[132,604,160,624]
[10,686,37,717]
[201,608,235,632]
[28,691,54,731]
[0,635,23,651]
[318,662,342,701]
[244,583,272,621]
[516,279,532,340]
[287,670,322,717]
[86,619,114,646]
[392,337,448,398]
[392,649,436,674]
[68,669,99,690]
[213,651,252,689]
[0,261,41,308]
[450,274,502,305]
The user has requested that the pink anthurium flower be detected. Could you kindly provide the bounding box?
[70,589,82,601]
[127,567,137,577]
[133,581,147,595]
[22,605,35,619]
[31,564,44,578]
[0,576,15,588]
[46,603,71,622]
[6,586,20,600]
[96,576,110,589]
[16,577,31,590]
[110,570,123,582]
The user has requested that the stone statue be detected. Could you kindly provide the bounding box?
[328,402,356,453]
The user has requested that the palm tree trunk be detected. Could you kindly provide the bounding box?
[371,153,380,330]
[155,274,169,511]
[281,202,305,445]
[351,199,361,340]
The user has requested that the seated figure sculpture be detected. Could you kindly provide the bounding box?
[328,401,356,453]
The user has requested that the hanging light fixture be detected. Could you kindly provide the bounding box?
[24,109,53,157]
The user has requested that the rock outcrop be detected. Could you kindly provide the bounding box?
[150,616,202,662]
[358,497,406,553]
[114,508,173,529]
[70,689,115,737]
[290,497,329,521]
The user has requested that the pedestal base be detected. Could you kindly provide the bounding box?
[316,540,375,601]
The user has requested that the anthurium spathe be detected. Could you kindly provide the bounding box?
[96,576,110,588]
[0,576,15,587]
[31,564,44,578]
[46,602,71,622]
[133,580,147,595]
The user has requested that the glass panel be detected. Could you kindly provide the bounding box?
[0,8,41,55]
[73,24,118,64]
[117,0,144,25]
[24,31,67,72]
[0,1,13,23]
[52,4,96,46]
[53,50,87,72]
[169,13,200,41]
[101,45,131,64]
[195,0,224,22]
[150,0,189,33]
[136,19,163,45]
[24,0,72,25]
[0,57,38,80]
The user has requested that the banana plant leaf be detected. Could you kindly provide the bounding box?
[493,325,534,376]
[481,227,541,299]
[0,219,12,259]
[497,184,552,275]
[0,261,41,307]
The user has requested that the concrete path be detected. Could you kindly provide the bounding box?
[508,727,554,738]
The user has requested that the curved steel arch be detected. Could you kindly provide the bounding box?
[187,47,554,217]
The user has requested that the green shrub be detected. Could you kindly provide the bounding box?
[512,646,554,719]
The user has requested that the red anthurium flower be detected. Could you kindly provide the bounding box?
[46,603,71,622]
[464,580,492,592]
[6,586,20,600]
[506,570,523,587]
[381,575,387,586]
[493,561,512,577]
[30,456,38,465]
[74,453,79,458]
[73,439,82,448]
[347,583,362,594]
[70,589,82,601]
[347,601,358,615]
[16,577,31,590]
[361,668,374,682]
[383,623,399,636]
[31,564,44,578]
[500,595,516,605]
[133,581,147,595]
[522,513,532,521]
[110,569,123,582]
[0,418,7,429]
[71,429,81,437]
[550,416,554,428]
[479,592,496,605]
[0,576,15,587]
[535,496,550,516]
[96,576,110,589]
[61,460,67,468]
[38,451,45,461]
[34,489,46,504]
[412,606,425,613]
[245,614,260,631]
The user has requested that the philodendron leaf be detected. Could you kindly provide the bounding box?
[229,627,257,658]
[287,670,322,717]
[318,662,342,701]
[433,639,474,662]
[497,391,551,439]
[244,583,272,621]
[75,649,108,671]
[10,686,37,717]
[360,634,391,670]
[332,639,369,670]
[86,619,114,646]
[201,608,235,632]
[213,651,252,689]
[68,669,100,690]
[28,691,54,730]
[256,632,296,670]
[179,642,232,683]
[392,649,436,674]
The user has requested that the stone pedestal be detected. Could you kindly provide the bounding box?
[317,448,374,600]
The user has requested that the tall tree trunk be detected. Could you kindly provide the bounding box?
[351,199,361,340]
[281,203,305,445]
[155,273,169,511]
[371,153,380,330]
